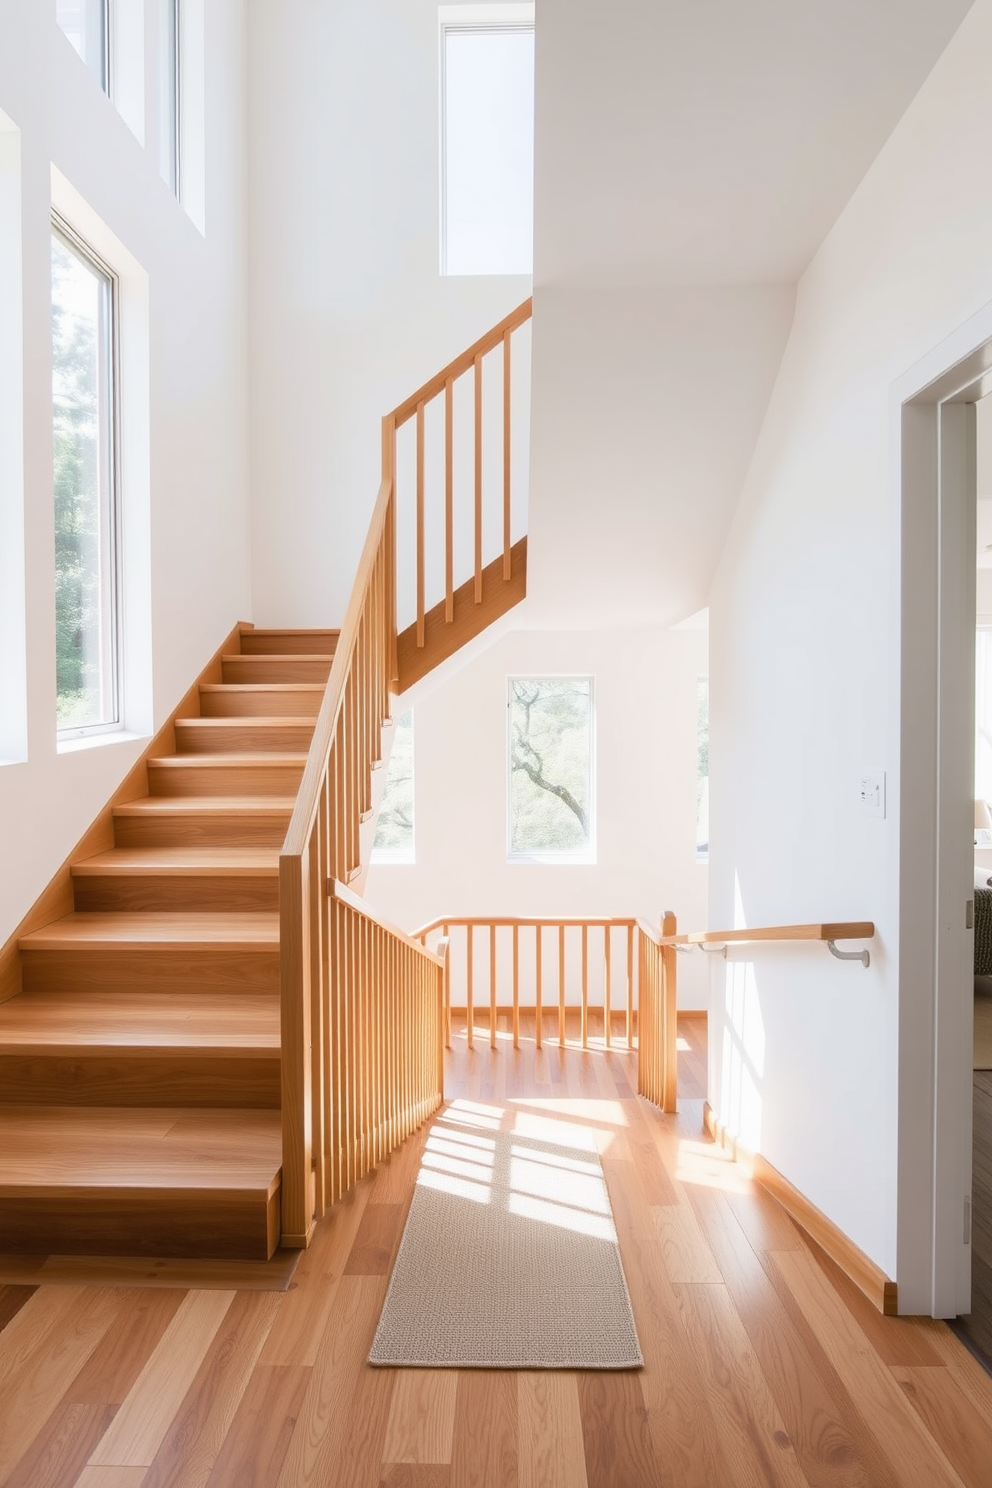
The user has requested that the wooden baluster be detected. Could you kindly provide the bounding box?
[443,921,451,1048]
[558,923,566,1048]
[445,376,454,622]
[474,352,482,603]
[466,926,474,1051]
[416,399,425,647]
[662,910,678,1114]
[512,922,520,1051]
[309,818,325,1218]
[280,850,311,1246]
[535,926,543,1051]
[502,327,511,580]
[490,923,497,1051]
[626,922,634,1050]
[604,925,612,1050]
[581,923,589,1050]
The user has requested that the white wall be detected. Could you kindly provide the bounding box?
[366,621,710,1009]
[708,0,992,1299]
[0,0,251,941]
[526,284,796,630]
[247,0,532,626]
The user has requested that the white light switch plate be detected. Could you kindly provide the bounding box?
[859,772,886,818]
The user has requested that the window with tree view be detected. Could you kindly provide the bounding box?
[52,223,120,736]
[372,711,414,863]
[508,678,593,859]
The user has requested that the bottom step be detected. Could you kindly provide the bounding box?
[0,1106,281,1260]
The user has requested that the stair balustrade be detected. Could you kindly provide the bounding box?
[415,912,678,1115]
[280,303,533,1246]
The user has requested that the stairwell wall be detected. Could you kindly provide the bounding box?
[0,1,251,941]
[707,0,992,1304]
[246,0,532,628]
[366,622,711,1010]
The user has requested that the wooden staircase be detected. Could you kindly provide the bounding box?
[0,626,337,1261]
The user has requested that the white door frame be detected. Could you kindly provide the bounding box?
[894,312,992,1316]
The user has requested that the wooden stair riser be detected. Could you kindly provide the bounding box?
[0,1188,280,1260]
[0,1050,280,1107]
[147,758,306,798]
[113,808,291,849]
[239,628,339,656]
[21,950,279,997]
[174,718,316,753]
[72,873,279,914]
[221,655,333,685]
[198,684,324,718]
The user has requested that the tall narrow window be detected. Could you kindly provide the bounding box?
[372,712,415,863]
[508,679,594,860]
[52,221,121,737]
[440,7,535,276]
[56,0,110,92]
[161,0,182,195]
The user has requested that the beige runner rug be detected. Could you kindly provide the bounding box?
[368,1098,643,1369]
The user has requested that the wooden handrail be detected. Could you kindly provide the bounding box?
[283,476,393,862]
[332,879,445,964]
[661,921,874,947]
[389,298,533,427]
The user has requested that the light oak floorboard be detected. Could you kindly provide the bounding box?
[382,1370,458,1465]
[88,1290,236,1466]
[3,1022,992,1487]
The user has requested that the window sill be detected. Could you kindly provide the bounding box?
[57,728,148,756]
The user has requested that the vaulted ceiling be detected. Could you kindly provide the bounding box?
[535,0,975,287]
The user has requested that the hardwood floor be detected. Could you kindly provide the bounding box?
[955,1070,992,1367]
[2,1014,992,1488]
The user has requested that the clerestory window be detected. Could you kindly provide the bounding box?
[439,4,535,276]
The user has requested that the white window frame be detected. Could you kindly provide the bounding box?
[507,675,596,864]
[52,213,123,741]
[56,0,112,94]
[438,3,535,278]
[161,0,183,197]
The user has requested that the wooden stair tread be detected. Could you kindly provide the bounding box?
[0,1107,282,1191]
[19,912,279,951]
[0,989,279,1048]
[221,653,334,663]
[113,797,295,816]
[73,848,280,876]
[175,715,317,727]
[147,752,308,768]
[199,683,325,694]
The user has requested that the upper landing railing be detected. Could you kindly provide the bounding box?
[385,298,532,691]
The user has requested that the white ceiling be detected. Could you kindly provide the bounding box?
[534,0,975,287]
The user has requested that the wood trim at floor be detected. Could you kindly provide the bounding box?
[703,1100,898,1317]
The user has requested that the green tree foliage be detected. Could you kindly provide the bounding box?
[509,679,591,853]
[52,238,103,728]
[374,711,414,852]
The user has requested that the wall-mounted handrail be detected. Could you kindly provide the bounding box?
[662,921,875,969]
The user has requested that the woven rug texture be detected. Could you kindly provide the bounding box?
[368,1098,643,1369]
